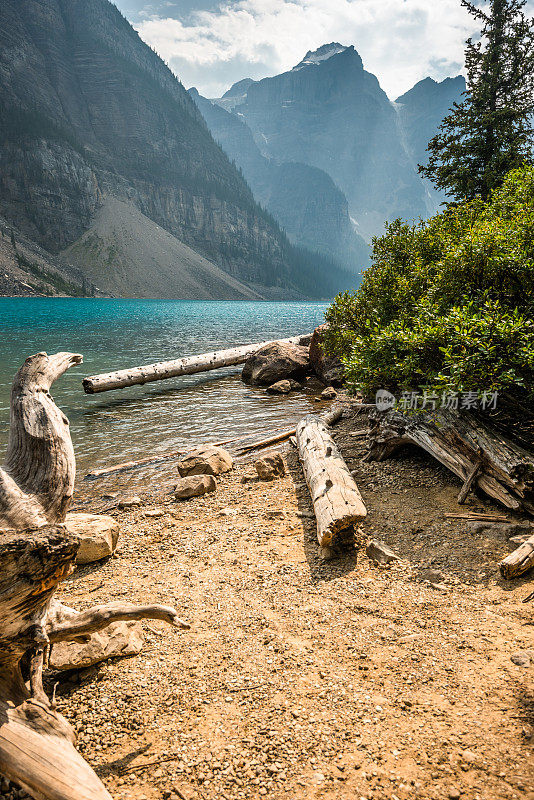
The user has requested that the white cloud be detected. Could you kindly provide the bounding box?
[136,0,533,98]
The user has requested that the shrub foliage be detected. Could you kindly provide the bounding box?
[324,166,534,406]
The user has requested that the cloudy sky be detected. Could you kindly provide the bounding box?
[113,0,533,99]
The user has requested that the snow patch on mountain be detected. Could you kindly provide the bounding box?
[292,43,348,71]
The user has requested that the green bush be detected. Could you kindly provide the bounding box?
[324,166,534,405]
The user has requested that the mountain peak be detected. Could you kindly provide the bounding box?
[292,43,355,71]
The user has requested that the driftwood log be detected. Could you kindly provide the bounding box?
[0,353,189,800]
[499,534,534,579]
[82,334,309,394]
[296,411,367,554]
[368,408,534,514]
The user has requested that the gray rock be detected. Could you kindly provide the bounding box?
[65,512,120,564]
[48,603,143,670]
[255,453,286,481]
[175,474,217,500]
[242,341,310,385]
[118,496,141,509]
[366,539,400,564]
[309,324,345,386]
[469,521,533,539]
[266,379,292,394]
[510,650,534,668]
[419,568,445,583]
[177,444,233,477]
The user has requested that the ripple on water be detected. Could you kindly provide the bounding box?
[0,298,328,482]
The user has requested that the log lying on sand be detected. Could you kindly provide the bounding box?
[296,412,367,552]
[499,534,534,579]
[368,408,534,514]
[0,353,189,800]
[82,334,310,394]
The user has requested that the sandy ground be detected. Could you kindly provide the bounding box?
[5,402,534,800]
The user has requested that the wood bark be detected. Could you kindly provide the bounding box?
[296,413,367,549]
[367,408,534,514]
[499,534,534,579]
[0,353,188,799]
[82,334,309,394]
[0,352,83,530]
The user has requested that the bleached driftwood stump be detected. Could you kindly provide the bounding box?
[296,412,367,556]
[0,353,189,800]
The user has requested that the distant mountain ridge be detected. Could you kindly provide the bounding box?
[0,0,349,299]
[190,87,370,274]
[208,45,465,245]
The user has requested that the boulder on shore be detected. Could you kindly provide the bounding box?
[175,474,217,500]
[242,341,310,385]
[255,452,287,481]
[309,324,344,386]
[65,512,120,564]
[177,444,233,477]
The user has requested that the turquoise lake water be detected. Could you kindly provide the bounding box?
[0,298,328,478]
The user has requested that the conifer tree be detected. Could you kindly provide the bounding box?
[420,0,534,201]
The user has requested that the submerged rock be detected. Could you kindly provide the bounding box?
[177,444,233,477]
[175,474,217,499]
[242,341,310,385]
[65,512,119,564]
[266,379,292,394]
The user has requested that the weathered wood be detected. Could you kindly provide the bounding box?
[368,408,534,514]
[296,414,367,549]
[0,352,82,531]
[499,533,534,579]
[457,456,482,504]
[238,405,343,455]
[0,354,189,800]
[82,334,309,394]
[0,527,112,800]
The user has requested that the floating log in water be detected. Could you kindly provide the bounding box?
[368,408,534,514]
[82,334,310,394]
[0,353,188,800]
[499,533,534,579]
[296,412,367,552]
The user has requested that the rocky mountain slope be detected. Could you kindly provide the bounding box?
[62,198,262,299]
[0,216,95,297]
[211,46,465,242]
[395,76,466,207]
[190,89,370,273]
[0,0,347,299]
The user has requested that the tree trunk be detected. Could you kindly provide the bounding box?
[296,414,367,550]
[367,408,534,514]
[0,354,188,799]
[82,335,310,394]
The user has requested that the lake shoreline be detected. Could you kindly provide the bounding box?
[44,404,533,800]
